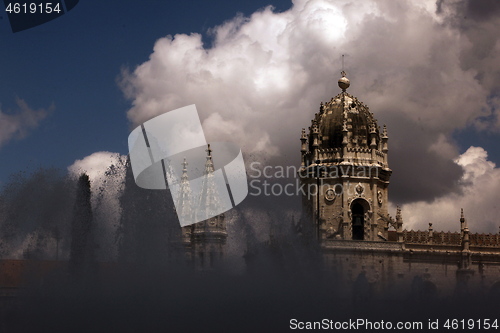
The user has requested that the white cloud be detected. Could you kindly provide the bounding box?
[120,0,499,204]
[401,146,500,233]
[0,98,49,148]
[68,151,124,183]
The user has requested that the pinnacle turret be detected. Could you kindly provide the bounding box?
[189,144,227,270]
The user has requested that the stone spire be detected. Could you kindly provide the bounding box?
[395,206,402,223]
[396,206,404,242]
[460,208,465,239]
[191,144,227,270]
[196,144,221,221]
[177,158,193,222]
[461,210,470,253]
[381,125,388,165]
[311,120,319,163]
[300,128,308,168]
[458,209,472,278]
[177,158,193,244]
[428,223,433,245]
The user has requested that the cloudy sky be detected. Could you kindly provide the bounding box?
[1,0,499,233]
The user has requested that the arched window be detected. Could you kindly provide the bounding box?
[352,202,364,240]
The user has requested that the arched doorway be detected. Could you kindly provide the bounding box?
[352,201,364,240]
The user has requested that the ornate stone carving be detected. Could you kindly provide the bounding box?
[325,188,336,201]
[365,211,373,222]
[355,183,364,197]
[378,212,395,229]
[326,225,336,238]
[377,190,383,205]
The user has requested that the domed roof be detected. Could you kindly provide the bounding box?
[310,75,380,151]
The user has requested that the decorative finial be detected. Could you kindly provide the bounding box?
[396,206,402,223]
[206,144,212,158]
[301,128,307,139]
[320,102,325,113]
[369,122,377,134]
[338,71,350,91]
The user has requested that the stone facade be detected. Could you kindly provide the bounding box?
[299,72,500,298]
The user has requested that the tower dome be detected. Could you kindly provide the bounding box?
[309,73,380,153]
[299,70,392,243]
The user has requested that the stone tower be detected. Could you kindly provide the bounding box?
[181,145,227,270]
[299,72,393,243]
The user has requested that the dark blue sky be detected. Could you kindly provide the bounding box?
[0,0,499,187]
[0,0,293,184]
